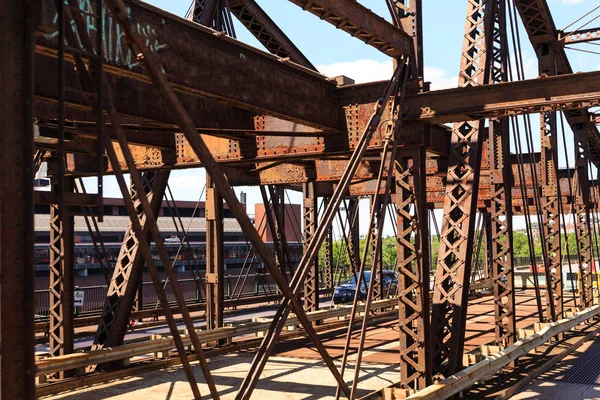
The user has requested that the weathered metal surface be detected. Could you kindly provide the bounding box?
[396,151,431,391]
[229,0,315,69]
[0,1,36,396]
[92,171,170,351]
[206,176,225,330]
[514,0,600,165]
[37,0,342,131]
[48,176,74,372]
[287,0,413,57]
[430,0,490,378]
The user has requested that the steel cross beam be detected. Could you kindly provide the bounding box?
[287,0,413,57]
[92,171,170,351]
[430,0,492,378]
[229,0,315,69]
[0,1,36,396]
[559,27,600,44]
[396,150,431,392]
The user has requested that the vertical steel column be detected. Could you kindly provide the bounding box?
[48,174,74,370]
[0,1,35,396]
[574,125,593,308]
[482,212,493,280]
[372,194,384,301]
[303,181,319,312]
[396,149,431,391]
[206,175,224,330]
[488,116,516,345]
[323,198,334,290]
[93,171,170,349]
[538,50,563,319]
[485,0,516,346]
[347,198,360,277]
[430,0,491,378]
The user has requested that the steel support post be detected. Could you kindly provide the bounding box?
[430,0,491,377]
[303,181,319,312]
[396,149,431,392]
[347,198,360,277]
[574,127,594,308]
[540,111,563,320]
[538,43,563,320]
[0,1,36,396]
[93,171,170,349]
[323,198,334,290]
[482,211,493,280]
[486,0,516,346]
[206,175,225,330]
[48,174,75,372]
[372,194,384,302]
[488,118,516,347]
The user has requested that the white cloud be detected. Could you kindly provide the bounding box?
[316,59,458,90]
[424,66,458,90]
[317,59,394,84]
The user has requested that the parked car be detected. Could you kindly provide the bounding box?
[332,270,398,304]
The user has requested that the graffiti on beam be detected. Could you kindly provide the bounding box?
[46,0,167,71]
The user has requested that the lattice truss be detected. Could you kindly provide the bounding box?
[396,154,429,391]
[431,0,491,377]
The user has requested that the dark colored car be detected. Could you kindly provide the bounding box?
[332,270,398,304]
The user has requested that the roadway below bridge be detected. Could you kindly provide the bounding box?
[38,289,580,399]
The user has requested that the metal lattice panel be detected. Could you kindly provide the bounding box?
[92,171,169,351]
[396,151,430,391]
[303,181,319,312]
[430,0,491,377]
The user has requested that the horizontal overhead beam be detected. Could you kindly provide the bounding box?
[37,0,342,131]
[559,27,600,44]
[287,0,413,57]
[401,71,600,123]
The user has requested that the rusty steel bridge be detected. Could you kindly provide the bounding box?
[3,0,600,398]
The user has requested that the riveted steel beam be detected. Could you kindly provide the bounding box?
[229,0,315,69]
[287,0,413,57]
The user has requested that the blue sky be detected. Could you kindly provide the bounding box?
[98,0,600,235]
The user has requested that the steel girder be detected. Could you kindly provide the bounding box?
[430,0,491,378]
[0,1,36,396]
[396,150,431,391]
[303,181,319,313]
[560,27,600,44]
[287,0,413,57]
[229,0,315,69]
[48,176,74,371]
[92,171,170,350]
